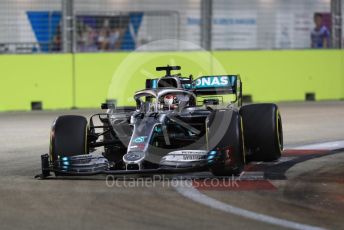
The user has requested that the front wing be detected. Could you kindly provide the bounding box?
[36,151,216,179]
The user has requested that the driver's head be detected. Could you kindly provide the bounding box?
[164,94,177,108]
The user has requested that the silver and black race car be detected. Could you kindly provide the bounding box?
[37,65,283,178]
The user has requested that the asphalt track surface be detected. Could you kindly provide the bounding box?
[0,101,344,230]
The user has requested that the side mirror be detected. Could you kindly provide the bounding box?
[101,103,116,110]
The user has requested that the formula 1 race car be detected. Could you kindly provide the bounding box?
[37,65,283,178]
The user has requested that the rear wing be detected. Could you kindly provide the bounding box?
[145,75,242,105]
[193,75,242,105]
[193,75,239,95]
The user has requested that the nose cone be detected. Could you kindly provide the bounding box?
[123,151,145,164]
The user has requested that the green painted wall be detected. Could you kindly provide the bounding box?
[0,54,73,111]
[75,50,344,108]
[0,50,343,111]
[74,51,214,107]
[212,50,344,102]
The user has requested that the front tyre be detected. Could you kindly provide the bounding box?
[50,115,88,162]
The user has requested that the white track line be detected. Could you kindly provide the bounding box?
[175,183,326,230]
[288,140,344,151]
[173,140,344,230]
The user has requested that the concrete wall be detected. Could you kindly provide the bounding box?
[212,50,344,101]
[0,54,73,111]
[0,50,343,111]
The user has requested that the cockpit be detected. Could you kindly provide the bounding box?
[134,88,196,113]
[132,65,241,113]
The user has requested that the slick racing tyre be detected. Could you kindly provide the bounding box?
[207,109,245,176]
[240,103,283,162]
[50,115,88,162]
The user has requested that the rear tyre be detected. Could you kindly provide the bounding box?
[240,103,283,162]
[207,110,245,176]
[50,115,88,162]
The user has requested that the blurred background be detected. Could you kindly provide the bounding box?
[0,0,343,111]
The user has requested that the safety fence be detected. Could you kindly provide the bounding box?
[0,0,342,53]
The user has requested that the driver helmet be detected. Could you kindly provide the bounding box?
[163,94,178,109]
